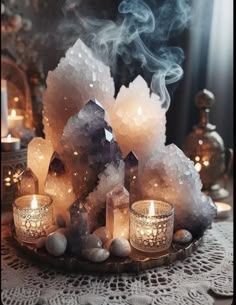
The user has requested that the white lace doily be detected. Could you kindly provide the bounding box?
[1,221,233,305]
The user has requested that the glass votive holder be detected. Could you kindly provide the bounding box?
[130,200,174,252]
[13,194,53,243]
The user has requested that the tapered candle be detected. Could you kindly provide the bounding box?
[1,79,8,137]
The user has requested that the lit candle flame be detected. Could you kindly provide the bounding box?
[11,109,17,117]
[31,195,38,209]
[149,200,155,216]
[137,107,142,115]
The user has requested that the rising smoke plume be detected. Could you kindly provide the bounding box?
[58,0,192,109]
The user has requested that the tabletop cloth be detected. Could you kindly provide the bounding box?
[1,221,233,305]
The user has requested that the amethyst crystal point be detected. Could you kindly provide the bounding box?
[69,198,89,236]
[61,99,122,198]
[48,152,65,176]
[17,167,39,196]
[124,151,140,204]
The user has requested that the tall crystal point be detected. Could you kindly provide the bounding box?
[45,152,75,222]
[124,151,140,205]
[69,198,89,236]
[61,99,122,199]
[106,184,130,239]
[17,167,39,196]
[27,137,54,194]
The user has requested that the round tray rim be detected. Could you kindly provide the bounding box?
[11,228,203,274]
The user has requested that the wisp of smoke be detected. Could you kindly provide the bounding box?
[59,0,192,109]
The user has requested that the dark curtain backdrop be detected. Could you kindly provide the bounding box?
[9,0,233,149]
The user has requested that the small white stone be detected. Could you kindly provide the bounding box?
[46,225,58,236]
[81,248,110,262]
[45,232,67,256]
[173,229,193,244]
[110,238,131,257]
[55,215,66,227]
[80,234,102,250]
[36,237,46,249]
[93,226,112,244]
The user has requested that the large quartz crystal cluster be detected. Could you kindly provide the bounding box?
[43,39,115,153]
[42,37,216,236]
[141,144,217,236]
[61,99,122,199]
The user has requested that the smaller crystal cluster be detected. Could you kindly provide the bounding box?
[110,76,166,161]
[85,161,124,231]
[141,144,216,237]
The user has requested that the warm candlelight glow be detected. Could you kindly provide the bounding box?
[137,106,142,115]
[7,109,24,129]
[149,200,155,216]
[11,109,17,117]
[31,195,38,209]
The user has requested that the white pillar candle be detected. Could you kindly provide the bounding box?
[1,134,21,151]
[27,137,54,194]
[8,109,24,129]
[1,79,8,137]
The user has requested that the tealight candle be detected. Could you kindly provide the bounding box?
[130,200,174,252]
[1,134,21,151]
[13,194,53,243]
[8,109,24,129]
[215,201,232,219]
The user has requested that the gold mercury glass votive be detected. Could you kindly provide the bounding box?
[13,194,53,243]
[130,200,174,252]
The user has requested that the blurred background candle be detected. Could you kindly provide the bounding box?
[8,109,24,129]
[1,79,8,138]
[1,134,21,151]
[215,201,232,219]
[13,194,53,243]
[130,200,174,252]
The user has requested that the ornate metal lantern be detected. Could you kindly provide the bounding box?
[183,89,233,200]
